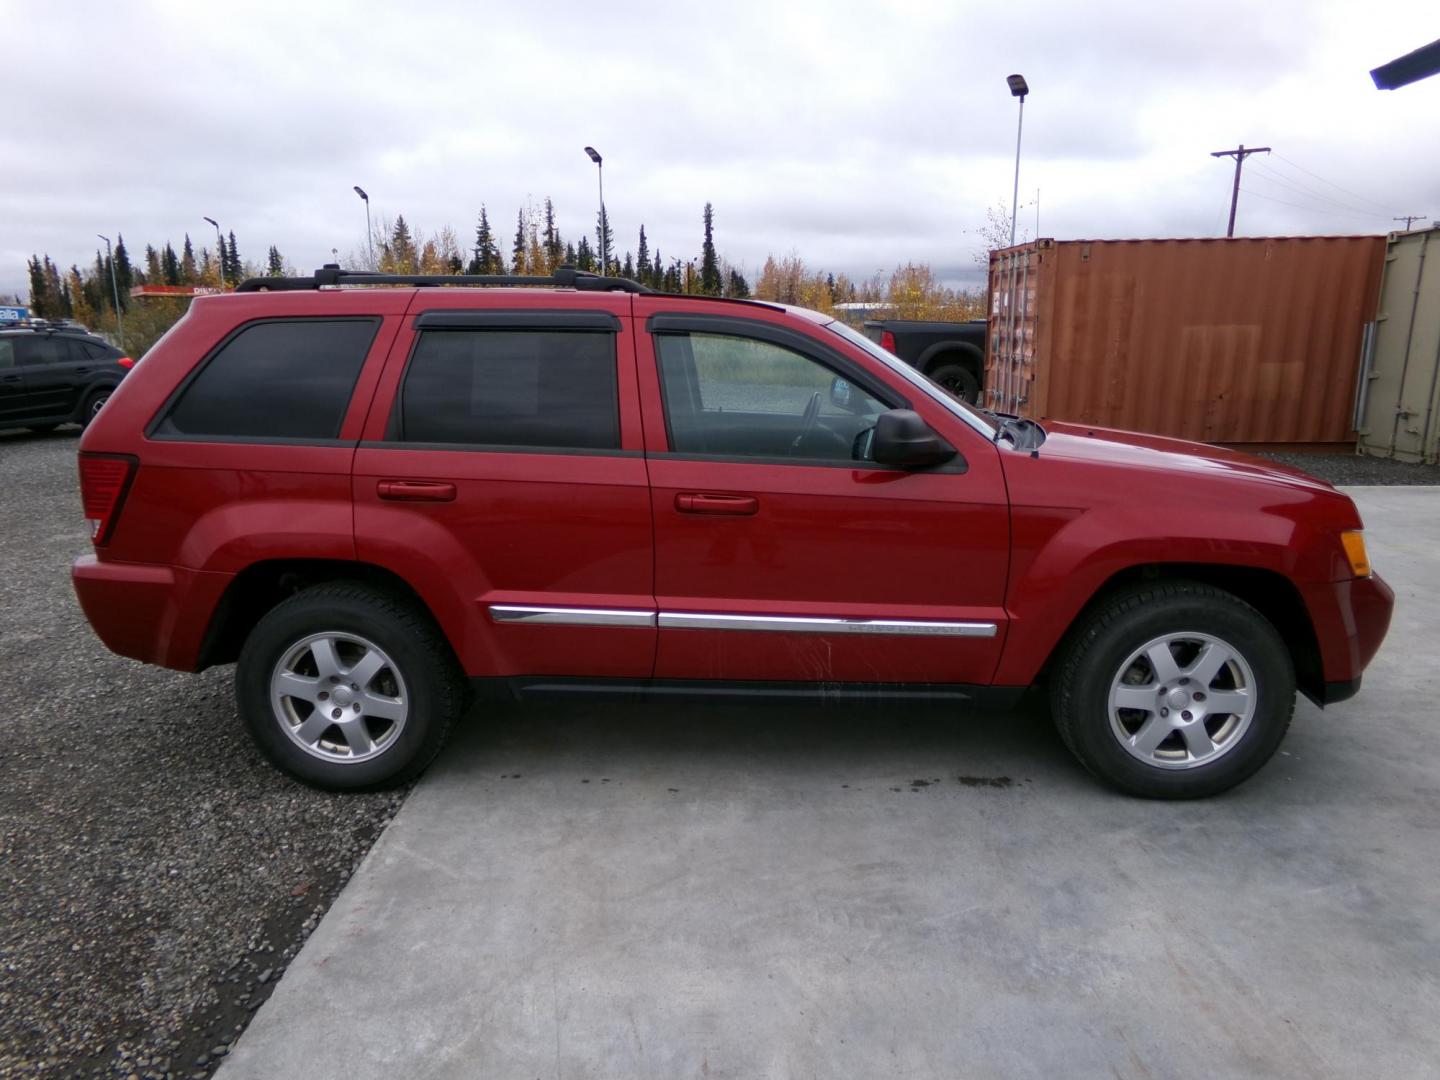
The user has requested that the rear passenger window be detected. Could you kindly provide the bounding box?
[157,319,377,440]
[396,330,619,450]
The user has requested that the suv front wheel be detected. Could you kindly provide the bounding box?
[1051,581,1295,798]
[236,583,468,789]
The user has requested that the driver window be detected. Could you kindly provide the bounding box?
[656,332,890,462]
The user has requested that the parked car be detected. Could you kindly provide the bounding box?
[0,326,132,432]
[863,318,986,402]
[72,266,1392,798]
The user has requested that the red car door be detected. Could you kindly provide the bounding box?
[353,295,656,681]
[634,301,1010,686]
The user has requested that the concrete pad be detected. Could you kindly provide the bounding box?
[222,488,1440,1080]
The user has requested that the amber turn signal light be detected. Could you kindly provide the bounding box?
[1341,530,1371,578]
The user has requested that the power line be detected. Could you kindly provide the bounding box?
[1210,144,1271,237]
[1237,187,1389,222]
[1269,153,1394,213]
[1395,214,1429,230]
[1246,159,1390,217]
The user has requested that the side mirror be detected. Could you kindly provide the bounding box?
[871,409,957,469]
[829,375,852,409]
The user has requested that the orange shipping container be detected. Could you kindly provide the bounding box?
[985,236,1386,445]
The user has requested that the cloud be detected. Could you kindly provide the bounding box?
[3,0,1437,299]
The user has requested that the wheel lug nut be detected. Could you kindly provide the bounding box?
[350,683,359,691]
[332,708,342,719]
[1179,678,1189,685]
[329,676,340,684]
[318,692,328,701]
[1182,710,1193,721]
[353,703,361,712]
[1194,692,1206,701]
[1160,707,1169,717]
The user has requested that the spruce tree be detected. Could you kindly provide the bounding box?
[649,247,664,290]
[575,236,595,272]
[727,269,751,298]
[144,244,162,283]
[181,235,198,283]
[113,235,133,309]
[595,209,614,275]
[543,198,563,271]
[469,206,499,274]
[563,242,577,267]
[388,216,416,273]
[226,230,241,281]
[636,226,651,283]
[162,243,180,285]
[699,203,722,295]
[266,245,285,276]
[27,256,49,316]
[512,209,528,274]
[621,252,635,281]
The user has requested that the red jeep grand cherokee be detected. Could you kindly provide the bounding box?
[72,266,1392,798]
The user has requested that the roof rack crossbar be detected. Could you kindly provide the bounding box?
[236,264,653,294]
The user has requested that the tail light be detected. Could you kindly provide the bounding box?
[880,330,897,354]
[117,356,135,369]
[78,453,137,545]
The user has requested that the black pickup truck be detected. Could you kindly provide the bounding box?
[862,319,986,403]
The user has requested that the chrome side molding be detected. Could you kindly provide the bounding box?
[489,604,997,638]
[657,612,998,637]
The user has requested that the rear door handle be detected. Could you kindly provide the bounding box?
[74,366,92,374]
[1,375,21,383]
[675,493,759,516]
[377,480,456,502]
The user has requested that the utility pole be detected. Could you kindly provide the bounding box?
[1394,214,1428,230]
[1210,144,1271,237]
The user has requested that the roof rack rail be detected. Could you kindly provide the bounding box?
[236,263,653,294]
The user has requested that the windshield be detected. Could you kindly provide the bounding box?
[822,319,997,437]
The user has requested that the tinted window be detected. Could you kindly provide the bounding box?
[80,341,114,361]
[0,339,15,369]
[158,319,377,440]
[397,330,618,450]
[12,336,68,366]
[656,333,890,461]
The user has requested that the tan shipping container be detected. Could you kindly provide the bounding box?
[985,236,1386,445]
[1356,226,1440,464]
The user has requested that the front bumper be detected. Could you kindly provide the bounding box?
[1300,572,1394,703]
[72,555,233,671]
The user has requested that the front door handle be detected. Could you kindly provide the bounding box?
[675,493,759,516]
[377,480,457,502]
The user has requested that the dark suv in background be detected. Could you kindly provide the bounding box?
[0,326,133,433]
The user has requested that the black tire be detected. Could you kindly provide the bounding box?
[80,388,112,427]
[927,361,980,404]
[25,424,59,434]
[1050,581,1295,799]
[236,583,468,790]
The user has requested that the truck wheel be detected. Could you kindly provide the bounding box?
[928,361,980,403]
[1050,581,1295,799]
[236,583,468,790]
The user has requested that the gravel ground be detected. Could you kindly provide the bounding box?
[0,428,408,1079]
[1256,448,1438,486]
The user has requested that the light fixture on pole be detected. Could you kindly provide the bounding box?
[353,186,374,267]
[584,146,606,273]
[203,216,225,286]
[97,234,124,349]
[1006,74,1029,247]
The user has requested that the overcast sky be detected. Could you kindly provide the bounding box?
[3,0,1436,299]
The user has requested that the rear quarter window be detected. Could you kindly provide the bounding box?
[394,329,619,450]
[155,318,378,441]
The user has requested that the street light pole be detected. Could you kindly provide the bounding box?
[97,234,124,348]
[1006,74,1029,247]
[203,216,225,286]
[584,146,606,273]
[353,186,374,267]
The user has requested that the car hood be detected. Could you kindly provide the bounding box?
[1036,421,1335,493]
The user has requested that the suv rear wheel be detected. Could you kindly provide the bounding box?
[236,583,468,790]
[1051,581,1295,798]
